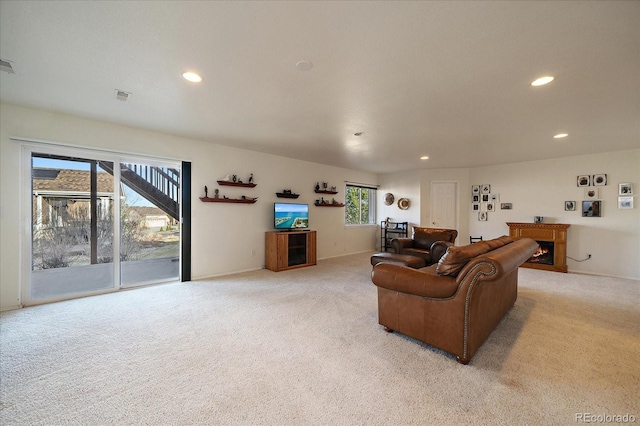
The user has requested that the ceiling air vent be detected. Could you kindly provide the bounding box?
[114,89,131,101]
[0,59,15,74]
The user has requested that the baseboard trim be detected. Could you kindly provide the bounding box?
[1,304,23,312]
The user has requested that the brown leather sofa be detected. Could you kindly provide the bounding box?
[391,227,458,266]
[371,236,538,364]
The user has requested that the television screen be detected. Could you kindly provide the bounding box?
[274,203,309,229]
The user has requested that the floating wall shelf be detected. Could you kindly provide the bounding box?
[217,180,257,188]
[314,202,344,207]
[314,189,338,195]
[276,192,300,199]
[200,197,257,204]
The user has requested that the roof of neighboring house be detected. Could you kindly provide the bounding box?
[128,206,167,218]
[33,168,115,194]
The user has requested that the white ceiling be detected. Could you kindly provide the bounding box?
[1,1,639,174]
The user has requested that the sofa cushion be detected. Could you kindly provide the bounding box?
[436,242,491,277]
[413,230,453,250]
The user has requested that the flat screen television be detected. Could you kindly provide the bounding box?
[274,202,309,230]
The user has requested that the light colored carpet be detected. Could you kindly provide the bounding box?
[1,252,638,425]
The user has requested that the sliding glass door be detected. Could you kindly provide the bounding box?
[27,147,182,304]
[31,154,116,300]
[119,162,180,287]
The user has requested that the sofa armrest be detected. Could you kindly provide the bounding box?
[372,263,459,298]
[391,237,414,254]
[456,238,538,284]
[429,241,454,264]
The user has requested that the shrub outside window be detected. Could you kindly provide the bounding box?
[345,185,376,225]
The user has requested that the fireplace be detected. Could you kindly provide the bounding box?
[528,241,554,265]
[506,222,570,273]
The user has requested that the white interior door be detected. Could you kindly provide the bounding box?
[430,182,457,229]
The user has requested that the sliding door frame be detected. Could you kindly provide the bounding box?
[20,141,187,306]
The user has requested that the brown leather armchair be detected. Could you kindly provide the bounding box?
[391,227,458,265]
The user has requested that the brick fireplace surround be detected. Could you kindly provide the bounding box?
[506,222,570,273]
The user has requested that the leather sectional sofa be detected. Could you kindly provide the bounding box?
[371,236,538,364]
[391,227,458,266]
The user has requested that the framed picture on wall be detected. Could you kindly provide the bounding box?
[582,200,601,217]
[472,194,480,203]
[472,185,480,194]
[565,201,576,211]
[577,175,590,187]
[489,194,499,202]
[482,194,489,202]
[472,203,480,211]
[593,174,607,186]
[481,184,491,194]
[500,203,512,210]
[619,183,633,195]
[478,211,488,221]
[486,203,495,212]
[585,188,599,200]
[618,197,633,209]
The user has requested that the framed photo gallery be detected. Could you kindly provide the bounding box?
[472,184,502,220]
[570,174,635,216]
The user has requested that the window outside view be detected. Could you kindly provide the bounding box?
[345,185,376,225]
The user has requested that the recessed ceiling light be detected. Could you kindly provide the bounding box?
[554,133,569,139]
[531,76,554,86]
[182,71,203,83]
[296,60,313,71]
[420,156,429,160]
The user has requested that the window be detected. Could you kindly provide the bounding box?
[345,184,376,225]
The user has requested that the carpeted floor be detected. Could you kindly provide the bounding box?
[1,252,638,425]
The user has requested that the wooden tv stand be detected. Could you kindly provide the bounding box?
[265,230,317,272]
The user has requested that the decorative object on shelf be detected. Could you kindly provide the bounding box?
[481,184,491,194]
[397,198,410,210]
[534,216,544,223]
[384,193,394,206]
[619,183,633,195]
[314,198,344,207]
[314,183,338,194]
[217,180,257,188]
[501,203,512,210]
[276,189,300,199]
[564,201,576,211]
[618,196,633,209]
[593,174,607,186]
[214,189,219,199]
[577,175,590,187]
[222,174,231,181]
[582,200,601,217]
[249,173,254,183]
[204,185,208,197]
[585,188,599,200]
[478,211,487,221]
[232,174,237,183]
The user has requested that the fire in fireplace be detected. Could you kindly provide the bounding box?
[527,241,555,265]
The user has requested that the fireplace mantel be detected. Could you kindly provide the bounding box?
[506,222,570,273]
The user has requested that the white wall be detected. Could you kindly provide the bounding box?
[377,170,421,249]
[468,150,640,279]
[379,150,640,279]
[0,104,378,310]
